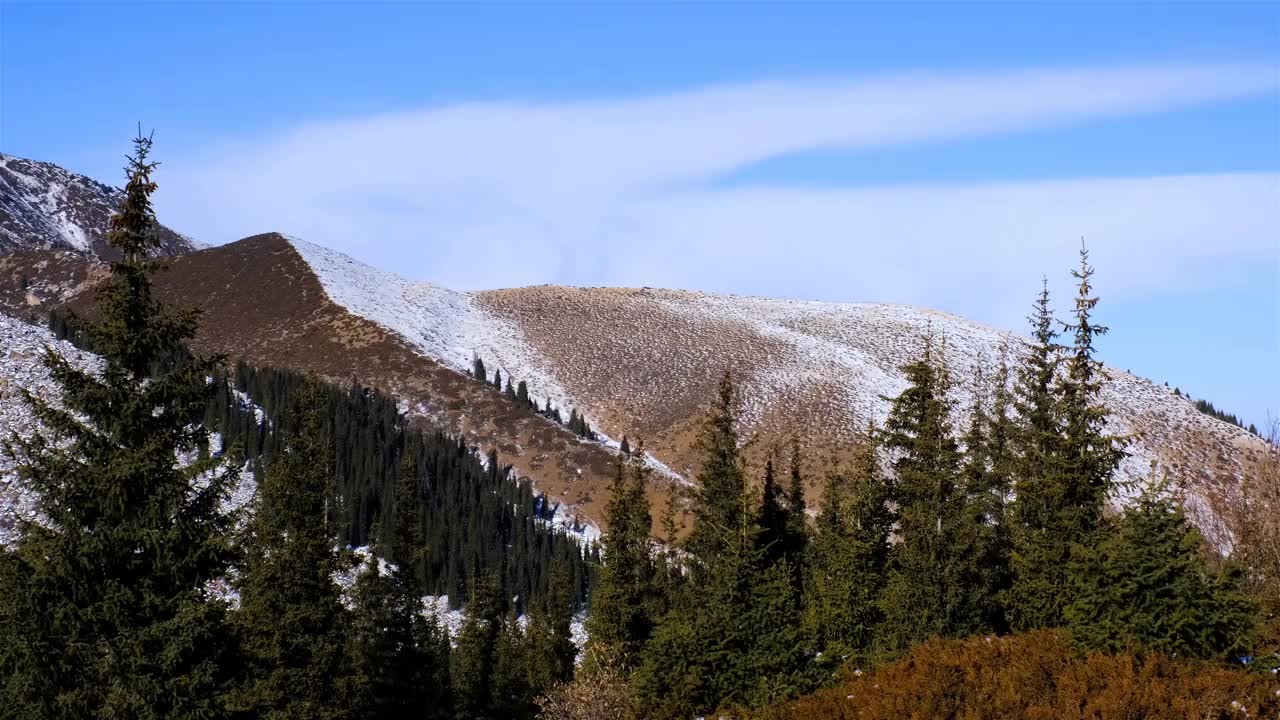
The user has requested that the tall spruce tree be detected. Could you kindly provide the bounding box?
[1057,242,1126,537]
[1010,249,1124,632]
[634,374,810,718]
[451,572,503,720]
[1008,278,1070,631]
[686,371,747,560]
[803,429,892,664]
[228,379,358,719]
[878,336,990,649]
[782,441,810,600]
[960,361,1013,634]
[524,562,577,701]
[0,131,238,719]
[757,456,790,566]
[583,454,655,672]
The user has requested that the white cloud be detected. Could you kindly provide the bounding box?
[155,61,1277,330]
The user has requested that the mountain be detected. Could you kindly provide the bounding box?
[0,153,198,258]
[0,232,1269,538]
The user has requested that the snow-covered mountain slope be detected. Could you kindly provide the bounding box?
[0,153,198,258]
[287,237,1270,520]
[0,313,102,544]
[0,313,258,546]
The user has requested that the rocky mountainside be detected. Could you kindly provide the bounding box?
[0,153,198,259]
[0,233,1267,537]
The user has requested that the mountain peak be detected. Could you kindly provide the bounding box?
[0,152,198,259]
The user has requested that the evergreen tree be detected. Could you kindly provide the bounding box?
[583,455,655,672]
[504,378,516,400]
[757,456,789,566]
[0,131,238,719]
[634,376,810,717]
[686,371,747,560]
[524,562,577,701]
[620,435,631,455]
[473,357,487,382]
[228,379,358,719]
[1057,242,1126,537]
[959,361,1013,634]
[493,368,501,389]
[878,337,990,649]
[803,429,892,663]
[782,440,809,600]
[451,573,503,720]
[1010,249,1124,632]
[1065,478,1257,661]
[1007,279,1070,631]
[489,613,532,720]
[517,380,530,405]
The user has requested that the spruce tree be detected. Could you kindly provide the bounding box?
[0,131,238,719]
[1065,478,1257,660]
[473,357,487,382]
[756,456,789,566]
[783,440,809,599]
[1057,242,1126,537]
[1008,279,1070,631]
[524,562,577,701]
[451,572,503,720]
[493,368,501,389]
[803,429,892,664]
[634,377,810,717]
[583,455,655,672]
[619,435,631,455]
[878,337,989,649]
[228,379,358,719]
[959,361,1013,634]
[686,370,747,560]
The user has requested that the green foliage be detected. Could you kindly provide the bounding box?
[227,379,359,719]
[1009,248,1124,633]
[878,337,991,649]
[472,357,487,382]
[633,373,813,718]
[451,573,503,720]
[803,431,892,664]
[686,370,748,560]
[1066,481,1258,661]
[0,131,237,719]
[583,456,655,673]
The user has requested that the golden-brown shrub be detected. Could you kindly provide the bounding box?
[755,631,1280,720]
[535,666,632,720]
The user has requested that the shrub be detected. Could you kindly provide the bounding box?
[756,631,1280,720]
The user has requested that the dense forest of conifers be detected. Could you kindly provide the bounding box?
[4,134,1279,720]
[46,310,597,613]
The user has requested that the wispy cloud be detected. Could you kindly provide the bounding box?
[156,61,1277,328]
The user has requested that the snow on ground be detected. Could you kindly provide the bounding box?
[287,237,588,431]
[283,237,1270,541]
[0,314,258,546]
[0,313,102,545]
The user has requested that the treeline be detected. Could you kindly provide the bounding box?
[1193,397,1258,435]
[471,356,596,440]
[554,245,1275,719]
[0,132,590,720]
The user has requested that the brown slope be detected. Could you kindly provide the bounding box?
[1,235,633,532]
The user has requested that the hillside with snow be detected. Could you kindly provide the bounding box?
[287,237,1269,523]
[0,153,198,259]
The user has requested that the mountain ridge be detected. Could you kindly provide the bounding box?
[0,230,1268,539]
[0,152,198,259]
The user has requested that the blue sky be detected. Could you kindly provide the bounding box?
[1,2,1277,430]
